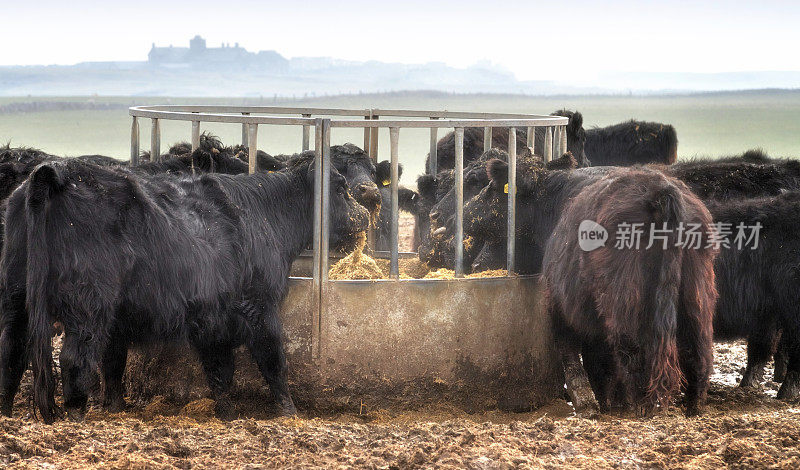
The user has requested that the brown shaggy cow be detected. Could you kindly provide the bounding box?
[542,167,718,416]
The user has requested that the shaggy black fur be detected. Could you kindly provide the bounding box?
[0,155,369,422]
[706,192,800,399]
[666,157,800,200]
[584,120,678,166]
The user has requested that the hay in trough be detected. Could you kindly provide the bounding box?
[375,258,432,279]
[329,232,384,280]
[424,268,508,279]
[329,233,506,280]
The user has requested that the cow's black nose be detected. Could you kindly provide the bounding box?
[357,183,380,204]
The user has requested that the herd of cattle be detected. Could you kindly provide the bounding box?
[0,108,797,423]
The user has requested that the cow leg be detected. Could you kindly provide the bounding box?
[581,339,615,412]
[246,305,296,416]
[551,302,598,416]
[774,331,788,383]
[101,337,128,412]
[196,345,236,420]
[676,301,713,417]
[776,324,800,399]
[60,332,103,421]
[741,324,780,389]
[0,287,27,417]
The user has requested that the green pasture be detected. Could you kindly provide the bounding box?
[1,90,798,183]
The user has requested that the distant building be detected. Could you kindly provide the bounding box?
[148,35,288,70]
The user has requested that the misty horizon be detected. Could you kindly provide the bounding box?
[4,0,800,83]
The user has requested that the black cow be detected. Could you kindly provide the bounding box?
[372,161,427,252]
[419,147,581,272]
[584,120,678,166]
[665,157,800,200]
[419,148,528,270]
[426,110,589,171]
[270,144,381,218]
[465,159,717,416]
[706,192,800,399]
[0,154,369,422]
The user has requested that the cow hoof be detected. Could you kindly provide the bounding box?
[574,403,600,419]
[214,399,237,421]
[774,365,787,383]
[0,396,12,417]
[739,371,764,389]
[277,399,297,417]
[103,398,128,413]
[776,372,800,401]
[684,404,703,417]
[65,406,86,422]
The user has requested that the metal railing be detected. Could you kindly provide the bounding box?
[129,105,568,280]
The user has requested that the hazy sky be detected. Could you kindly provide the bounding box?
[3,0,799,80]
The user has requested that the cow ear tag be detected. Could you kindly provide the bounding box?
[382,179,391,186]
[504,183,509,194]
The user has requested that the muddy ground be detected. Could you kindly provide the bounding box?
[1,342,799,469]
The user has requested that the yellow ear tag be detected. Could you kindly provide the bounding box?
[382,179,391,186]
[268,170,274,173]
[504,183,509,194]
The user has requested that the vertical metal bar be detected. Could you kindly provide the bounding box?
[363,115,371,153]
[556,125,561,156]
[560,124,568,157]
[241,113,250,147]
[429,118,438,175]
[247,124,258,174]
[150,118,160,162]
[526,126,534,150]
[366,115,379,253]
[454,127,465,278]
[311,119,324,360]
[302,114,311,151]
[369,115,379,160]
[545,126,553,162]
[320,119,331,285]
[507,128,517,274]
[389,127,400,279]
[483,126,492,152]
[130,116,139,165]
[191,120,200,151]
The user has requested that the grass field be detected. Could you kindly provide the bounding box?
[1,90,799,183]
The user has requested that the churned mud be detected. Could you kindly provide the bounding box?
[2,342,799,468]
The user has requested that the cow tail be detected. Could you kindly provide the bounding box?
[644,185,685,407]
[26,164,64,423]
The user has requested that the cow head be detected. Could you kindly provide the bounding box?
[551,109,589,167]
[320,163,371,253]
[420,149,514,269]
[463,153,579,246]
[331,144,381,219]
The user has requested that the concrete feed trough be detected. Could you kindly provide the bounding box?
[123,106,569,413]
